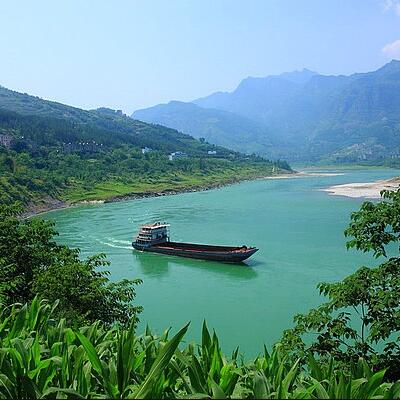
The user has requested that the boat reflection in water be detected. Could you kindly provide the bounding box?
[132,250,258,280]
[132,222,258,263]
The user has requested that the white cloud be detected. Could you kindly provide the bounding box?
[382,39,400,59]
[383,0,400,15]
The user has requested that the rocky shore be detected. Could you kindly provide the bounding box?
[21,197,70,219]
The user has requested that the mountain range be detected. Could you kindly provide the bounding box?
[133,61,400,162]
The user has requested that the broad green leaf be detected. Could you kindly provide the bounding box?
[131,323,190,399]
[75,331,103,375]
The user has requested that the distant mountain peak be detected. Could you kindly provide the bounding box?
[236,68,318,88]
[378,58,400,71]
[133,60,400,162]
[278,68,319,84]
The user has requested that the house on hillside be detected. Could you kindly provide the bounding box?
[207,150,217,155]
[141,147,152,154]
[0,134,13,149]
[168,151,187,161]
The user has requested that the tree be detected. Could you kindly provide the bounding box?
[0,202,142,327]
[281,189,400,380]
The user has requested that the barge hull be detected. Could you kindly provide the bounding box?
[133,241,258,262]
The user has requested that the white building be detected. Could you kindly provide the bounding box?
[141,147,152,154]
[207,150,217,155]
[168,151,187,161]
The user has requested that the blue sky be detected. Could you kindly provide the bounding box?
[1,0,399,113]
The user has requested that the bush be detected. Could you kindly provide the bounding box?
[0,203,142,327]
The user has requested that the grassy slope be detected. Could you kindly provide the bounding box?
[63,164,279,202]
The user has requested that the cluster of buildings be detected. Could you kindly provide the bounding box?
[141,148,188,161]
[0,134,13,149]
[63,141,103,153]
[141,148,217,161]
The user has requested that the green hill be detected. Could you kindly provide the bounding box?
[0,86,290,210]
[0,86,232,155]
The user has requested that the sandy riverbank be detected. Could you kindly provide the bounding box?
[264,171,344,179]
[321,176,400,199]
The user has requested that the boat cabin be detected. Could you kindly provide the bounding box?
[134,222,170,247]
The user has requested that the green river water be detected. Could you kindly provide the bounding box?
[44,168,400,357]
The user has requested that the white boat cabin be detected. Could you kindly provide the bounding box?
[135,222,170,247]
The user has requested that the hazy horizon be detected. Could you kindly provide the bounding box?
[1,0,400,114]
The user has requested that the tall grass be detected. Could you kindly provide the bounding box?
[0,299,399,399]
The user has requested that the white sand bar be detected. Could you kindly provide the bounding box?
[321,177,400,199]
[264,171,344,180]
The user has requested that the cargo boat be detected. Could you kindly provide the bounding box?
[132,222,258,262]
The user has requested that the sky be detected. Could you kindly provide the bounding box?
[1,0,400,114]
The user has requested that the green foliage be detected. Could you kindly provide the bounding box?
[345,189,400,258]
[0,203,142,327]
[0,106,287,207]
[0,300,399,399]
[281,189,400,381]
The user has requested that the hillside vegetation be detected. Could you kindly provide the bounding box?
[0,87,290,209]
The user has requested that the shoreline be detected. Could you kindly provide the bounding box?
[22,169,347,218]
[321,176,400,199]
[23,171,297,218]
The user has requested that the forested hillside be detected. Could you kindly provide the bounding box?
[133,61,400,163]
[130,100,277,154]
[0,86,231,155]
[0,87,290,210]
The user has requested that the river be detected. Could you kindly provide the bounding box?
[44,167,400,357]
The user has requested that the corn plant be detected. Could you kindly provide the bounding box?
[1,299,400,399]
[175,321,242,398]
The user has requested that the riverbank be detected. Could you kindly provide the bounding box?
[21,197,70,219]
[321,176,400,199]
[22,167,295,218]
[23,169,355,218]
